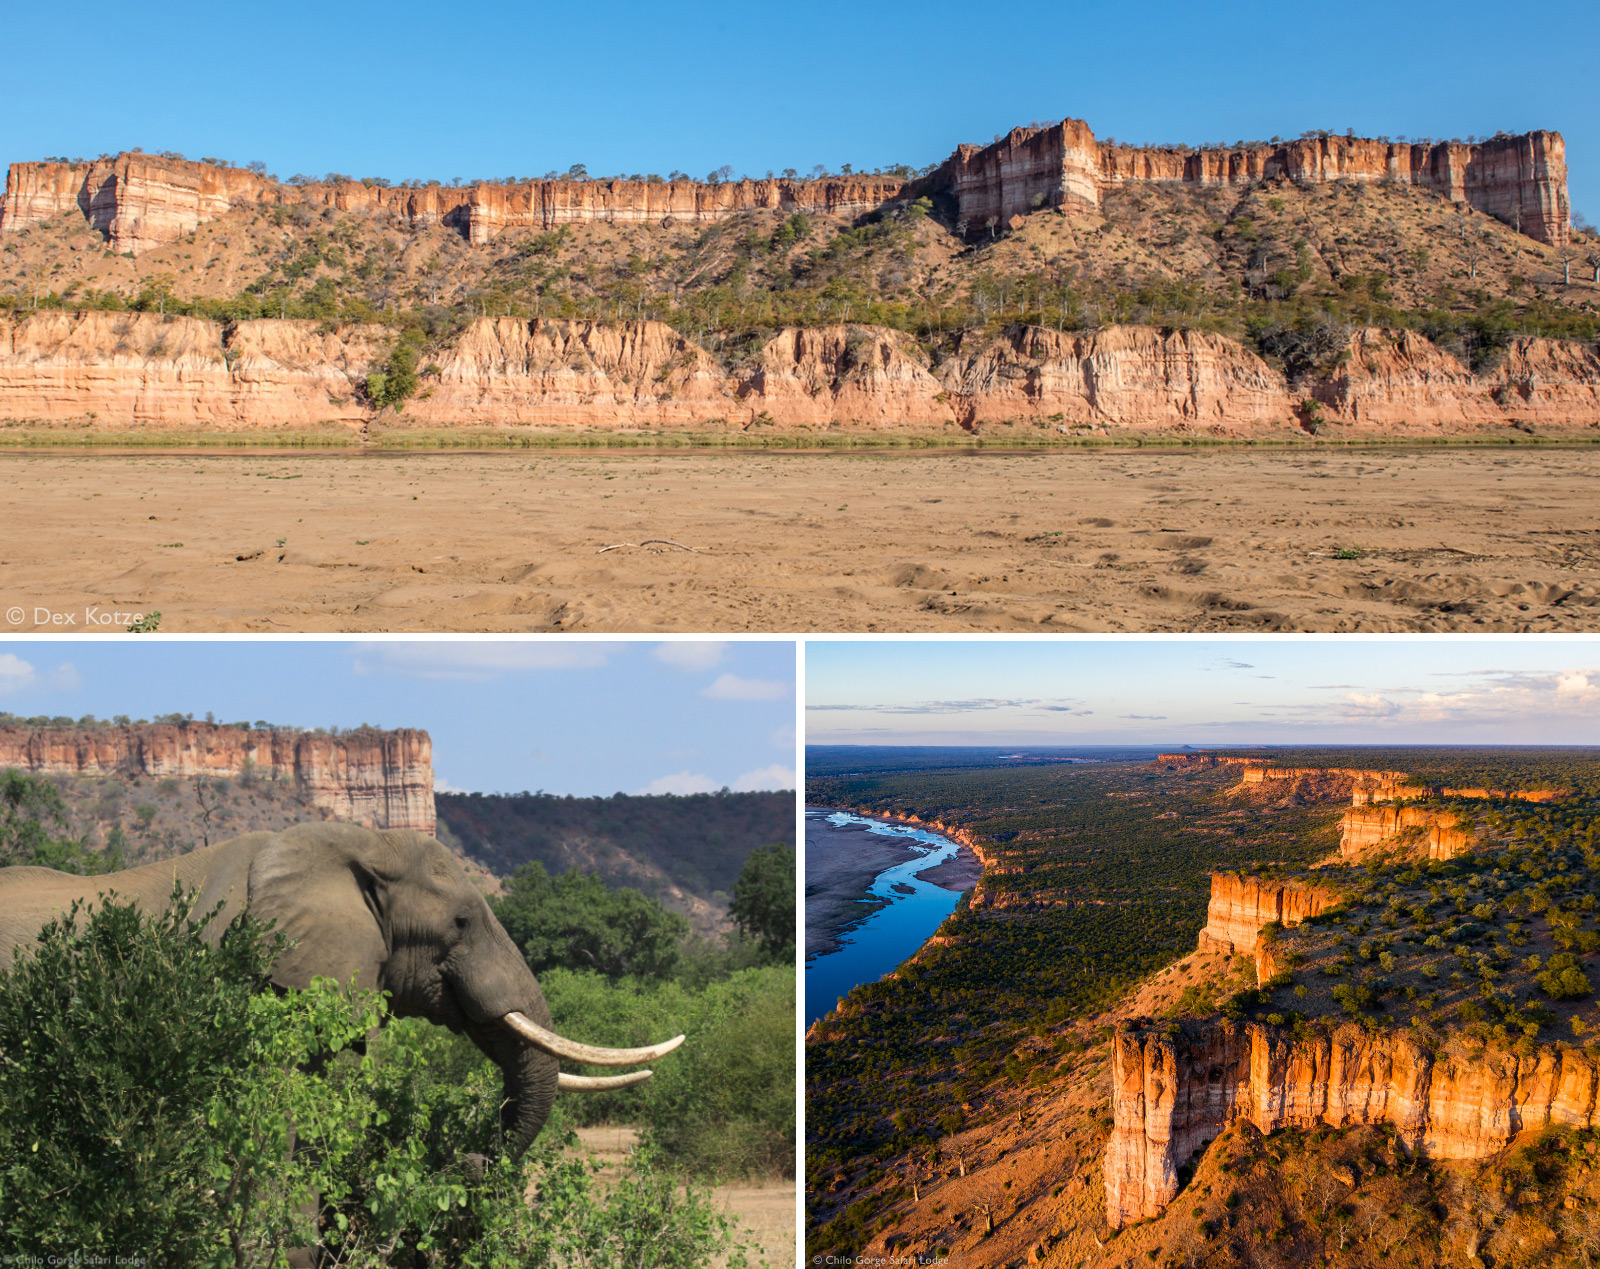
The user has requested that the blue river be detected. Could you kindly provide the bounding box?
[805,808,968,1025]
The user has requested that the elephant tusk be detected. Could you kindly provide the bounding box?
[503,1011,685,1065]
[558,1070,654,1091]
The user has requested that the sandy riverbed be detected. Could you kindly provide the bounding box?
[1,447,1596,631]
[804,808,983,960]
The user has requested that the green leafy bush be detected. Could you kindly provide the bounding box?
[494,861,689,982]
[542,965,795,1178]
[729,841,795,960]
[0,888,747,1266]
[1538,952,1593,1001]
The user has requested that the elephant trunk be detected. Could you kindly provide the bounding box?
[463,1017,558,1160]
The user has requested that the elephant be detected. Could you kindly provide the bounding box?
[0,822,682,1159]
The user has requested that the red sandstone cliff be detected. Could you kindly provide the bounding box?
[0,722,434,833]
[1106,1020,1600,1226]
[1196,874,1337,955]
[3,311,1597,435]
[935,122,1568,245]
[0,153,905,254]
[935,324,1288,431]
[1338,806,1473,860]
[2,121,1567,254]
[0,311,385,429]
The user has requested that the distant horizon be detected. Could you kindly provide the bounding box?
[806,641,1600,746]
[806,741,1600,749]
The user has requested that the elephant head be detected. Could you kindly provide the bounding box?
[245,823,681,1158]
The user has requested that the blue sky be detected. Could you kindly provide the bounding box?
[0,640,796,796]
[4,0,1595,218]
[806,639,1600,746]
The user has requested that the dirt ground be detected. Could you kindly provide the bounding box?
[574,1126,795,1269]
[1,446,1598,632]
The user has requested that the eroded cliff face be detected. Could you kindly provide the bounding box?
[1339,806,1473,860]
[1196,874,1337,955]
[936,324,1288,431]
[0,152,905,253]
[1235,764,1409,804]
[737,326,954,428]
[4,311,1596,435]
[0,311,383,429]
[938,123,1568,245]
[0,722,434,833]
[401,317,732,429]
[1106,1020,1600,1226]
[3,122,1567,255]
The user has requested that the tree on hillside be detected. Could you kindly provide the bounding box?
[729,842,795,962]
[493,861,689,981]
[0,770,116,874]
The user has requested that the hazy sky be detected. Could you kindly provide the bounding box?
[0,639,796,796]
[4,0,1595,217]
[806,639,1600,746]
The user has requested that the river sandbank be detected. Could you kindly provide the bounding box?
[804,807,983,960]
[1,447,1596,631]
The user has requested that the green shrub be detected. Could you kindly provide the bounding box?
[1539,953,1593,1001]
[543,965,795,1179]
[0,889,745,1266]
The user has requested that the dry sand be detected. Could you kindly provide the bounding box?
[573,1126,794,1269]
[1,447,1597,632]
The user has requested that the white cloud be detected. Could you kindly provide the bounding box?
[433,774,470,794]
[352,641,620,679]
[637,770,719,795]
[651,641,727,671]
[0,654,81,696]
[701,673,789,701]
[732,764,795,791]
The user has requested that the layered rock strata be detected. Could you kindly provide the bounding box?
[937,123,1568,244]
[1352,780,1567,806]
[1338,806,1471,859]
[3,311,1597,435]
[0,153,904,254]
[0,722,434,833]
[935,325,1286,430]
[1196,874,1337,955]
[0,311,384,429]
[3,121,1567,252]
[1106,1021,1600,1226]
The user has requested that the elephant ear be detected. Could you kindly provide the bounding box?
[247,825,392,993]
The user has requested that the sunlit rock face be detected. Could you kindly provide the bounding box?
[1107,1021,1600,1227]
[0,721,434,833]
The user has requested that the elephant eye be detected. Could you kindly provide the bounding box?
[454,915,470,931]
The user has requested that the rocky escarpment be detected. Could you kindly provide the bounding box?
[1106,1020,1600,1226]
[0,721,434,833]
[936,122,1569,245]
[5,310,1598,435]
[3,120,1567,254]
[1234,764,1410,804]
[1352,779,1567,806]
[935,325,1286,431]
[1196,874,1337,955]
[1339,806,1474,860]
[0,311,386,429]
[0,152,904,254]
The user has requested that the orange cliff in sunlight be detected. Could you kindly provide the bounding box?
[0,721,434,833]
[1106,1020,1600,1227]
[5,311,1598,437]
[2,120,1567,253]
